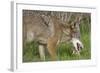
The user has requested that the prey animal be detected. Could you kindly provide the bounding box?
[71,38,84,55]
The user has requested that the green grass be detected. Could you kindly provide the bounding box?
[23,41,41,62]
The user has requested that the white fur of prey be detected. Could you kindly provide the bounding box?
[71,38,84,55]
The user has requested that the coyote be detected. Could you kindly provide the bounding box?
[23,11,83,60]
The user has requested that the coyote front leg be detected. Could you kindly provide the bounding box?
[39,45,45,61]
[47,37,58,60]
